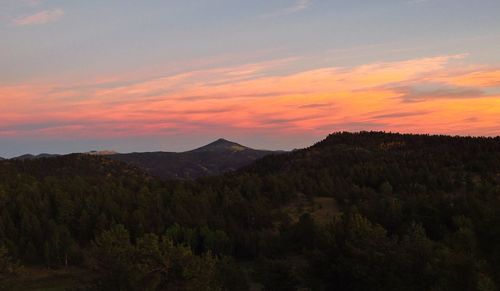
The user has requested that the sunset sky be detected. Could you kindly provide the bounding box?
[1,0,500,157]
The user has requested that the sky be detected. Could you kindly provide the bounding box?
[1,0,500,157]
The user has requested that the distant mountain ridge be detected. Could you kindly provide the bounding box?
[1,139,280,179]
[109,138,280,179]
[86,150,118,156]
[11,153,60,160]
[7,150,116,160]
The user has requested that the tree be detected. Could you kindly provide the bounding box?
[0,245,20,289]
[88,225,224,290]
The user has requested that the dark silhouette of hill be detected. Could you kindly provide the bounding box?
[109,138,279,179]
[11,153,60,160]
[1,132,500,290]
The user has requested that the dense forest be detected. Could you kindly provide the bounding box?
[1,132,500,290]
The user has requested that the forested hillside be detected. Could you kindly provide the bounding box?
[1,132,500,290]
[110,138,277,180]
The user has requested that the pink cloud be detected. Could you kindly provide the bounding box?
[1,55,499,139]
[13,8,64,26]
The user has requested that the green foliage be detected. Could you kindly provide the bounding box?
[255,258,301,291]
[88,225,222,291]
[0,245,18,277]
[0,132,500,290]
[0,245,21,290]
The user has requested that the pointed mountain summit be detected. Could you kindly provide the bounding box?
[190,138,249,153]
[109,139,280,179]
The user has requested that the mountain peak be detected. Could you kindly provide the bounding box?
[212,138,236,145]
[191,138,250,153]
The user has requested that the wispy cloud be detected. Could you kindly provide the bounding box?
[394,85,486,103]
[262,0,313,17]
[299,103,333,109]
[286,0,313,14]
[13,8,64,26]
[370,110,432,119]
[1,55,499,139]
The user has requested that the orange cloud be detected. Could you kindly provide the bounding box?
[1,55,499,139]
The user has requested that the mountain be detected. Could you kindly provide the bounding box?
[86,150,118,156]
[0,153,147,179]
[8,151,116,161]
[189,138,249,153]
[109,138,279,179]
[11,154,36,160]
[11,153,60,160]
